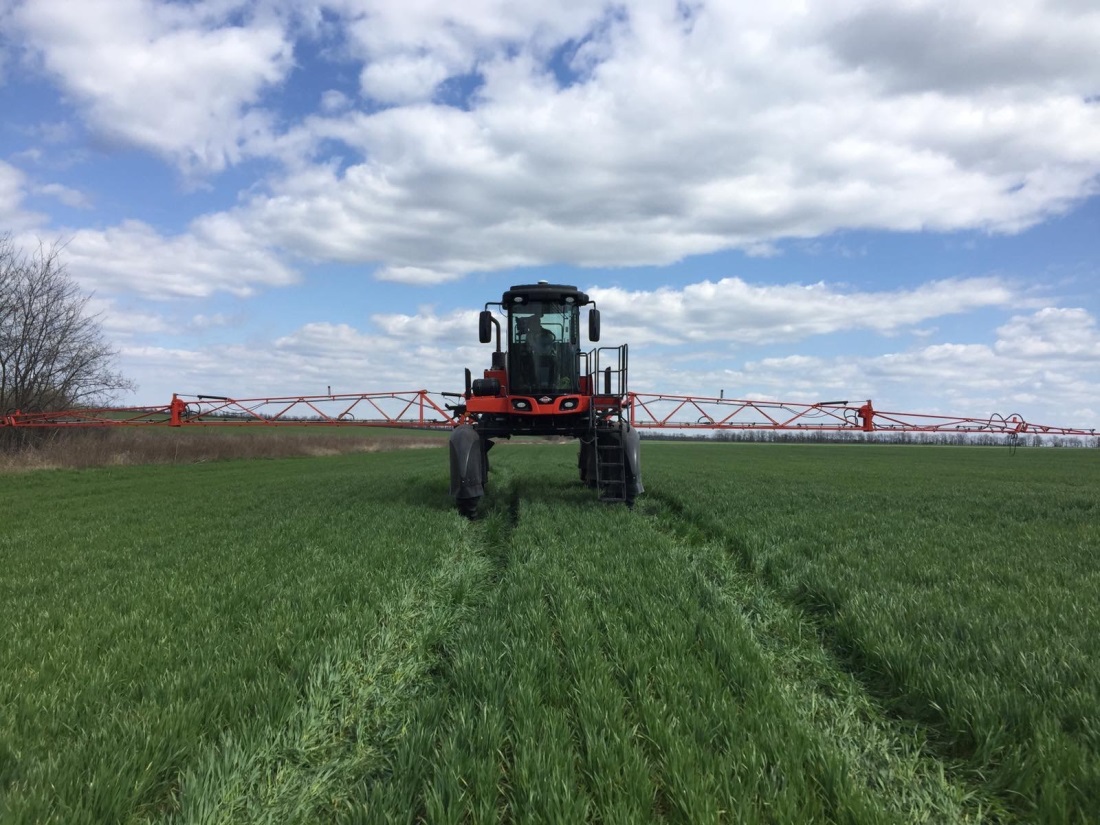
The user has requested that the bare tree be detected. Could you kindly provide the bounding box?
[1,233,134,415]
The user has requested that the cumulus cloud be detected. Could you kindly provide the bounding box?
[4,0,1095,292]
[189,312,236,330]
[823,1,1100,96]
[10,1,1100,286]
[375,266,464,285]
[359,54,452,104]
[55,218,298,299]
[0,160,43,228]
[995,307,1100,359]
[15,0,293,173]
[0,162,26,220]
[34,182,91,209]
[157,0,1096,282]
[588,277,1018,346]
[319,89,351,113]
[335,0,609,102]
[87,297,170,336]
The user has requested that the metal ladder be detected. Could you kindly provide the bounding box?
[589,345,629,503]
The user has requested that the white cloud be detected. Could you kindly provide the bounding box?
[87,297,170,336]
[359,54,452,104]
[375,265,463,285]
[12,2,1100,281]
[0,160,43,228]
[34,182,91,209]
[0,161,26,221]
[589,277,1017,346]
[334,0,609,102]
[370,307,479,346]
[822,1,1100,96]
[156,0,1097,282]
[995,307,1100,359]
[319,89,351,113]
[16,0,293,173]
[189,312,236,330]
[57,218,298,299]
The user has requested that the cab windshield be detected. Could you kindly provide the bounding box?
[508,301,580,395]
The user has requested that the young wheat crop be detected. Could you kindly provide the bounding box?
[2,441,1096,822]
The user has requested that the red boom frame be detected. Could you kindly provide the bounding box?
[2,391,455,430]
[2,391,1094,438]
[625,394,1096,437]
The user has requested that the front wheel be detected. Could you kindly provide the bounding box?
[578,439,598,488]
[456,496,481,519]
[450,424,488,515]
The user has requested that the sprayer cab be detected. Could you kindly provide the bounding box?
[478,283,601,398]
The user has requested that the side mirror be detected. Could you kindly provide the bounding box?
[588,309,601,342]
[478,310,492,344]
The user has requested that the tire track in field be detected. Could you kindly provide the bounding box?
[581,591,677,821]
[507,485,657,822]
[159,501,508,825]
[478,473,521,585]
[641,491,994,823]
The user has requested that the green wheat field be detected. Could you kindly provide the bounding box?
[1,442,1097,823]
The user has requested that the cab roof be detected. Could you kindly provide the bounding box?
[502,283,590,307]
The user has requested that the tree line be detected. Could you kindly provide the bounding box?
[2,232,131,423]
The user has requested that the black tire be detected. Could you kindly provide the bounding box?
[578,439,598,487]
[456,496,480,519]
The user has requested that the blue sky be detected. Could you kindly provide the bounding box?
[1,0,1098,428]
